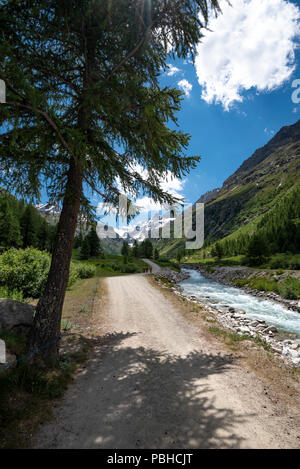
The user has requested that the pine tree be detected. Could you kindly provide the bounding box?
[247,234,269,266]
[87,227,102,257]
[132,240,139,258]
[140,239,153,258]
[80,236,91,260]
[121,241,129,257]
[37,218,50,251]
[73,232,84,249]
[215,242,223,260]
[153,248,159,261]
[0,0,221,363]
[20,206,38,248]
[0,197,22,248]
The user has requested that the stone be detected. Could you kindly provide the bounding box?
[238,326,251,334]
[290,343,300,350]
[0,298,34,334]
[291,357,300,367]
[263,325,278,334]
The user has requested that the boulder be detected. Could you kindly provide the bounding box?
[0,299,34,334]
[263,325,278,334]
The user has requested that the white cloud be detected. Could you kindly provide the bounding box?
[195,0,300,110]
[166,64,181,76]
[114,163,185,213]
[135,169,185,213]
[178,79,193,97]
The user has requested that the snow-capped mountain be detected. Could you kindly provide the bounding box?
[114,212,176,243]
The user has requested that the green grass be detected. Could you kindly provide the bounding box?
[72,251,147,277]
[261,253,300,270]
[0,330,93,448]
[234,276,300,300]
[183,255,245,266]
[208,325,273,352]
[155,258,180,271]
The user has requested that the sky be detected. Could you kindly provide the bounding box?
[98,0,300,232]
[27,0,300,231]
[155,0,300,206]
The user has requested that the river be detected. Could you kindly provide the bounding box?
[180,269,300,337]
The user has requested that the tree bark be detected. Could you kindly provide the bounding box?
[28,157,83,364]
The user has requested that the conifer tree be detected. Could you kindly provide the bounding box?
[80,236,91,260]
[87,227,102,257]
[20,205,38,248]
[132,240,139,258]
[0,0,221,363]
[0,197,22,247]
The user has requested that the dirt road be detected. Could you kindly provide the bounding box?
[34,272,299,449]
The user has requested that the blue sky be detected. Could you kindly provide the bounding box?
[97,0,300,232]
[157,0,300,205]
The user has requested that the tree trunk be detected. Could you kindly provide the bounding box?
[28,157,82,365]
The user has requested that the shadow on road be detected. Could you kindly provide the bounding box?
[38,332,252,449]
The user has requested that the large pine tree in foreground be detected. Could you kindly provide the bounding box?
[0,0,221,364]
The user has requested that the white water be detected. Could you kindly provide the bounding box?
[180,269,300,337]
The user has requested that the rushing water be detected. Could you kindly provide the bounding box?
[180,269,300,337]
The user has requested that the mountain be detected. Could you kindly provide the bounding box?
[158,119,300,257]
[35,202,60,225]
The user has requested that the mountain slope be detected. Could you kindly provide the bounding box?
[159,119,300,257]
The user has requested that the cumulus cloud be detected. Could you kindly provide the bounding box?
[178,79,193,97]
[135,169,185,213]
[113,163,185,213]
[166,64,181,76]
[195,0,300,110]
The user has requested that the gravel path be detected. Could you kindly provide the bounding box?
[34,272,299,449]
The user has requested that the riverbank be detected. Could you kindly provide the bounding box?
[166,269,300,368]
[183,264,300,313]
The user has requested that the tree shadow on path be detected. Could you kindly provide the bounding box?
[37,332,252,449]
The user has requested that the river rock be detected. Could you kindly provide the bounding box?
[238,326,251,334]
[0,299,34,335]
[290,343,300,350]
[263,326,278,334]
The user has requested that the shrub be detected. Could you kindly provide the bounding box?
[0,286,24,301]
[68,262,96,287]
[68,262,79,287]
[278,277,300,300]
[120,264,137,273]
[75,263,96,279]
[0,248,51,298]
[0,249,95,298]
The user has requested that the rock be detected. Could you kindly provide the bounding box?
[237,326,251,334]
[249,321,260,327]
[263,325,278,334]
[0,299,34,335]
[290,343,300,350]
[291,357,300,367]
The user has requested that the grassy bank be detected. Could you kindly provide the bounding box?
[234,276,300,300]
[181,252,300,270]
[72,251,147,277]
